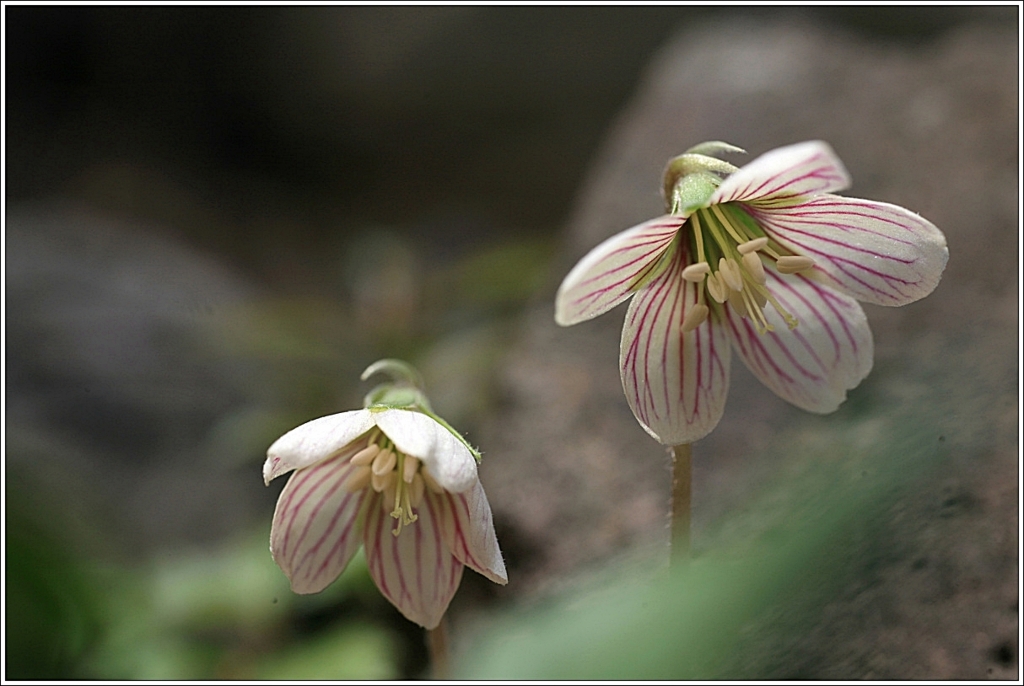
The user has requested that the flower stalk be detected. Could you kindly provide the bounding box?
[670,443,692,562]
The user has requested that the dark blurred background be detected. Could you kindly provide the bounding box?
[4,5,1017,680]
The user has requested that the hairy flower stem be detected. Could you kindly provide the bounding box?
[670,443,692,563]
[427,620,449,679]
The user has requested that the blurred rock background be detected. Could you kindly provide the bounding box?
[4,5,1018,680]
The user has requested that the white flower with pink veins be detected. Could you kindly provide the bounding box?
[264,361,506,629]
[556,140,948,445]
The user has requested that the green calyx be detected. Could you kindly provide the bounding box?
[361,358,482,462]
[662,141,746,214]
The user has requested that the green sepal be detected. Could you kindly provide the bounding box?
[361,358,482,462]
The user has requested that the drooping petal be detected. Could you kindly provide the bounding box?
[364,491,463,629]
[711,141,851,208]
[555,215,684,326]
[723,268,873,414]
[374,409,477,494]
[619,244,731,445]
[745,195,948,306]
[264,409,376,484]
[270,449,370,594]
[436,479,507,585]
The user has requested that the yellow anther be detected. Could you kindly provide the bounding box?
[776,255,816,274]
[681,262,711,282]
[402,455,420,483]
[350,444,379,467]
[681,303,709,333]
[343,465,372,493]
[371,448,396,476]
[742,251,767,285]
[719,257,744,292]
[706,271,729,303]
[737,237,769,254]
[371,469,396,493]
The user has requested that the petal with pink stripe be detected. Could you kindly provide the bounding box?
[747,195,949,306]
[270,447,369,594]
[711,141,851,208]
[723,268,873,413]
[436,480,507,585]
[555,215,684,326]
[264,409,376,484]
[364,491,463,629]
[619,245,731,445]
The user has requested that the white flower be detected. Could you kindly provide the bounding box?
[264,406,507,629]
[555,141,948,445]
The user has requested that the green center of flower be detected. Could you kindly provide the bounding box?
[663,186,814,336]
[681,202,815,335]
[343,429,445,536]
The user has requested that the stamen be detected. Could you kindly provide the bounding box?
[742,251,767,285]
[719,257,744,292]
[776,255,816,274]
[690,212,709,266]
[383,481,397,513]
[737,237,768,254]
[371,448,396,476]
[705,271,729,303]
[402,455,420,483]
[741,287,772,334]
[343,465,372,493]
[409,472,425,508]
[350,444,379,466]
[709,205,748,246]
[681,262,710,282]
[727,289,746,318]
[681,303,709,333]
[371,470,396,493]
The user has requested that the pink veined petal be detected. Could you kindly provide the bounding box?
[723,268,873,414]
[745,195,949,306]
[711,141,852,208]
[555,215,684,326]
[264,409,376,484]
[269,445,370,594]
[619,243,731,445]
[364,490,464,630]
[436,479,507,585]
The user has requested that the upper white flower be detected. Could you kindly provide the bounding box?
[555,140,948,445]
[264,406,507,629]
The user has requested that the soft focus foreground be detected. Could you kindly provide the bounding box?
[5,7,1017,680]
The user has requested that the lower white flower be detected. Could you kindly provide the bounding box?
[264,406,507,629]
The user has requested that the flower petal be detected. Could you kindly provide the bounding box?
[269,449,369,594]
[437,480,507,585]
[723,269,873,413]
[711,141,851,207]
[747,195,949,306]
[619,244,731,445]
[364,491,463,629]
[554,215,684,326]
[374,409,477,494]
[264,409,376,484]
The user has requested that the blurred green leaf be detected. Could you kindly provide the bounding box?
[254,622,397,680]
